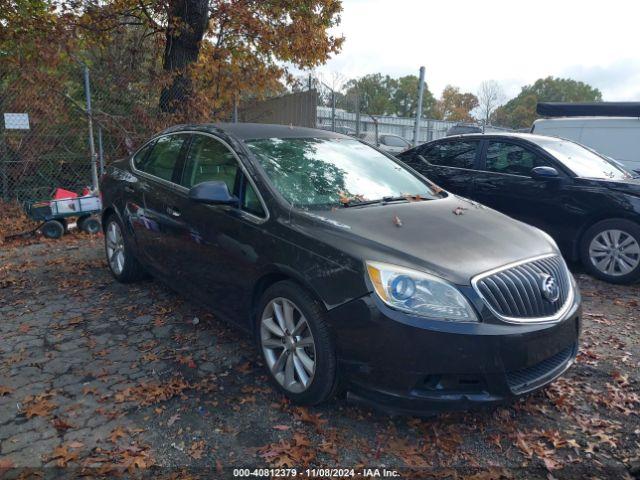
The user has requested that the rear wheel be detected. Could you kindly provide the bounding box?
[580,218,640,284]
[257,281,337,405]
[78,215,101,234]
[104,215,146,283]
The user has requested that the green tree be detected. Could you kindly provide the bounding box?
[343,73,394,115]
[492,76,603,129]
[342,73,436,117]
[390,75,437,118]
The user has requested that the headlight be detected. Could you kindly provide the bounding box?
[366,261,478,322]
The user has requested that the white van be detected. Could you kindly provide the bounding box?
[531,117,640,172]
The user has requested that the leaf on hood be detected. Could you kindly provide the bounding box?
[393,215,403,227]
[453,206,467,216]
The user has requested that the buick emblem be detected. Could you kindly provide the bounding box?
[539,273,560,303]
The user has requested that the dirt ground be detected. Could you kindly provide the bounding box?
[0,233,639,479]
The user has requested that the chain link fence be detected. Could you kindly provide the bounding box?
[311,76,514,144]
[0,71,94,202]
[0,65,190,204]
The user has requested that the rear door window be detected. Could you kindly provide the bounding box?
[484,142,552,176]
[422,141,479,169]
[137,135,186,182]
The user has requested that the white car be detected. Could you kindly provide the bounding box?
[532,116,640,173]
[358,133,412,153]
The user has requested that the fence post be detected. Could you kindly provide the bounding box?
[355,87,361,136]
[0,130,8,201]
[83,66,99,192]
[232,93,238,123]
[413,66,426,147]
[331,90,336,132]
[98,125,104,175]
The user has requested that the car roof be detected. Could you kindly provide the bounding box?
[441,131,562,143]
[161,122,349,141]
[533,117,640,124]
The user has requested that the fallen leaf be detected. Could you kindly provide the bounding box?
[48,444,80,467]
[0,386,14,397]
[167,414,180,427]
[293,408,327,433]
[23,393,56,418]
[53,417,74,431]
[109,426,128,443]
[393,215,403,227]
[189,440,206,460]
[0,458,15,474]
[236,362,252,374]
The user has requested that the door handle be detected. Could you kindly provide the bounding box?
[166,206,181,217]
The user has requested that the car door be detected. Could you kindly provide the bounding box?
[471,139,571,241]
[128,133,190,274]
[170,132,270,324]
[398,139,481,197]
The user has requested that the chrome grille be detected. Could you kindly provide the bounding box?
[473,255,573,322]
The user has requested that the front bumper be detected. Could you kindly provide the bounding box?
[327,293,581,415]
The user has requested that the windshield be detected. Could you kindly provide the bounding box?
[534,137,633,180]
[245,137,436,208]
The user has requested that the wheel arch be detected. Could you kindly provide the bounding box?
[249,266,327,336]
[101,205,120,232]
[576,213,640,256]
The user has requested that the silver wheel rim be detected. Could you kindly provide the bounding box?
[589,229,640,277]
[260,297,316,394]
[105,221,126,275]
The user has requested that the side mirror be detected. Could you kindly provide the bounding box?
[531,166,560,180]
[188,180,239,206]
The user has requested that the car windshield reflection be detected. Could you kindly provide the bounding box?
[245,137,436,209]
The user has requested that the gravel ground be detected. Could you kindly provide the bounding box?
[0,233,639,479]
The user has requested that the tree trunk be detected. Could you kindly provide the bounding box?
[160,0,210,113]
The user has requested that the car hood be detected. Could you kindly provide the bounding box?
[292,195,557,286]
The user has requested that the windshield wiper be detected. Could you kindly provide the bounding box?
[344,195,423,208]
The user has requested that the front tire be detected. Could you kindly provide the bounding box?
[580,218,640,284]
[257,281,338,405]
[104,215,146,283]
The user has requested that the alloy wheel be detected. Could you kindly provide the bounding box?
[589,229,640,277]
[105,221,126,275]
[260,297,316,394]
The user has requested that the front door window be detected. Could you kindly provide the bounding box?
[485,142,551,176]
[181,135,239,193]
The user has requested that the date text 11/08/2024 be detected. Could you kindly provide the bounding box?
[232,468,401,477]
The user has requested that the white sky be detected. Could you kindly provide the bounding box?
[316,0,640,101]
